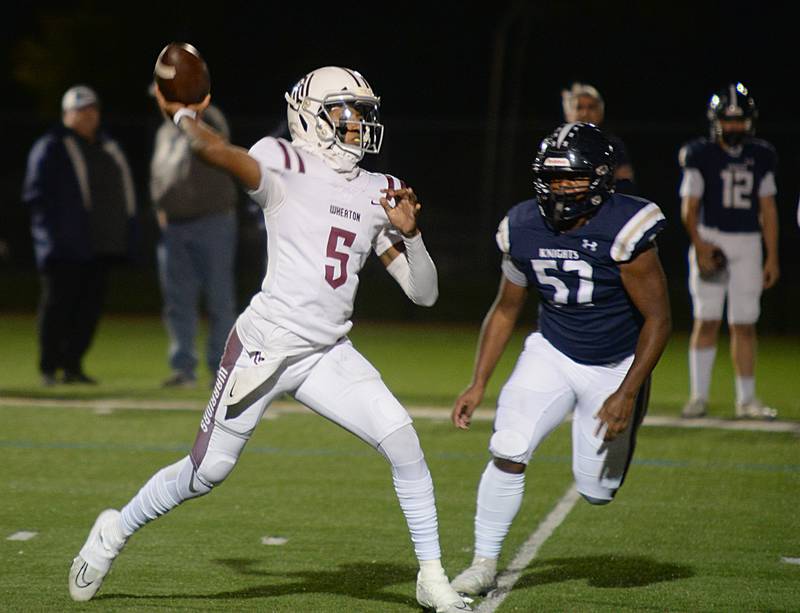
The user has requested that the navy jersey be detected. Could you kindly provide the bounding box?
[679,137,777,232]
[498,194,666,365]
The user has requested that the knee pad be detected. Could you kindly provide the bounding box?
[580,493,612,506]
[489,429,530,464]
[378,424,427,481]
[195,449,237,487]
[192,425,245,490]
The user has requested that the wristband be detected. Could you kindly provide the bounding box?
[173,108,197,126]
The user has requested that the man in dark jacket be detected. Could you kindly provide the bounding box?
[22,85,137,386]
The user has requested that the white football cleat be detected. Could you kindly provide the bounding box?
[681,398,707,419]
[736,400,777,421]
[416,567,473,612]
[68,509,126,601]
[450,557,498,596]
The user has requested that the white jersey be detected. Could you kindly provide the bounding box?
[239,137,404,346]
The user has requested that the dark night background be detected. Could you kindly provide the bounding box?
[1,2,797,332]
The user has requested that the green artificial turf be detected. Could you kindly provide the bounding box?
[1,406,798,611]
[1,315,798,420]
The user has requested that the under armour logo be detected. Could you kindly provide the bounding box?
[582,239,598,252]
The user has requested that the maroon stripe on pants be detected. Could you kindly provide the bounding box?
[189,326,243,469]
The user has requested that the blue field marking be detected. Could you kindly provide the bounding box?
[1,439,798,474]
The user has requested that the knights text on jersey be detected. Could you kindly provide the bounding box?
[678,137,777,232]
[498,194,666,365]
[241,137,404,345]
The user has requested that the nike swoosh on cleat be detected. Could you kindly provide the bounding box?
[74,562,94,588]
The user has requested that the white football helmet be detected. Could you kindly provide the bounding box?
[285,66,384,165]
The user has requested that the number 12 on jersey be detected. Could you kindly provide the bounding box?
[325,227,356,289]
[532,259,594,304]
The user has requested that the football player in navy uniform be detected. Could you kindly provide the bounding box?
[679,83,779,420]
[449,123,670,596]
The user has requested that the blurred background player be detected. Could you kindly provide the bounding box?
[679,82,779,420]
[68,66,471,613]
[21,85,137,386]
[150,98,238,388]
[450,123,670,596]
[562,82,636,194]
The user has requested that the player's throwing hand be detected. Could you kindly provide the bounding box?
[153,84,210,121]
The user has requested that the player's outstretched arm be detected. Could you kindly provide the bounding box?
[595,247,671,441]
[154,85,261,191]
[452,277,527,430]
[378,187,438,306]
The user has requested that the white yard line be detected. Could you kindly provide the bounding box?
[476,485,581,613]
[1,397,797,433]
[7,531,38,541]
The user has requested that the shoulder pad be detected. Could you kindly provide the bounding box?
[678,138,708,168]
[496,216,511,254]
[248,137,307,174]
[609,200,666,262]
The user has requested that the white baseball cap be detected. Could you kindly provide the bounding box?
[61,85,99,112]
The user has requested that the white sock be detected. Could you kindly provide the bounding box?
[119,456,197,537]
[393,471,441,561]
[689,347,717,401]
[100,513,127,551]
[736,376,755,405]
[418,558,445,577]
[474,461,525,560]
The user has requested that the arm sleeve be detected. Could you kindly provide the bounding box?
[373,225,404,255]
[495,215,528,285]
[678,144,705,198]
[679,168,704,198]
[384,233,438,307]
[758,171,777,198]
[501,255,528,286]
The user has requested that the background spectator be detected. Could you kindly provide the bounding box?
[21,85,137,386]
[150,101,238,388]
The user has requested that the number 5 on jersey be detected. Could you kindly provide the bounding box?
[325,227,356,289]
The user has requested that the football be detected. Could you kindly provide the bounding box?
[153,42,210,104]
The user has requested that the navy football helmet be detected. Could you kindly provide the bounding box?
[707,82,757,147]
[532,122,616,231]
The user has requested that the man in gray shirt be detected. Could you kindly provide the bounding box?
[150,103,238,387]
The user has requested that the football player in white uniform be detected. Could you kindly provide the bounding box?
[68,66,471,613]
